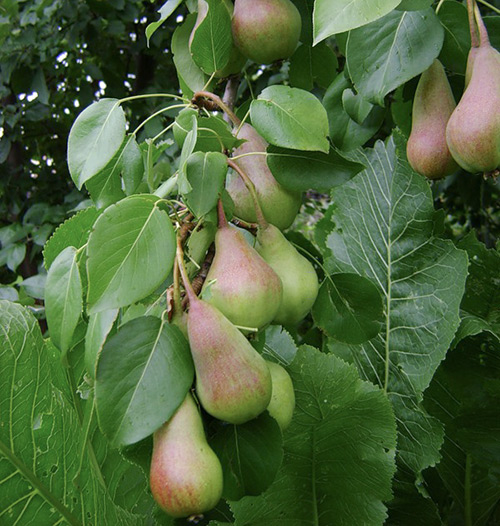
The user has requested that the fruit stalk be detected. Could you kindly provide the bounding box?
[192,90,241,127]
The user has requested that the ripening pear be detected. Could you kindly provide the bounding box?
[227,124,302,230]
[257,222,319,326]
[150,393,223,518]
[232,0,301,64]
[201,201,283,332]
[266,361,295,431]
[446,7,500,174]
[407,60,458,180]
[189,0,246,78]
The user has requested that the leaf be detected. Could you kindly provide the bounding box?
[323,73,385,151]
[184,151,228,217]
[289,42,338,91]
[122,135,144,195]
[396,0,433,9]
[44,246,82,354]
[323,133,468,476]
[231,346,397,525]
[346,9,444,105]
[313,273,384,345]
[267,145,364,192]
[145,0,184,45]
[210,413,283,501]
[342,89,374,125]
[87,196,176,313]
[43,207,99,269]
[262,325,298,365]
[313,0,401,44]
[177,114,198,195]
[84,308,119,379]
[190,0,233,74]
[95,316,194,447]
[250,86,330,153]
[67,98,127,189]
[0,301,144,525]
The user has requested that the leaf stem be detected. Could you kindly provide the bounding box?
[154,173,179,198]
[192,90,241,127]
[231,152,268,161]
[467,0,480,48]
[435,0,445,14]
[151,120,177,143]
[477,0,500,14]
[132,103,188,137]
[118,93,190,105]
[176,236,197,303]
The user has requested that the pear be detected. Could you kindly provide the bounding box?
[201,200,283,332]
[406,59,458,180]
[227,123,302,230]
[150,393,223,518]
[190,0,246,78]
[232,0,301,65]
[257,222,319,325]
[266,361,295,431]
[446,6,500,174]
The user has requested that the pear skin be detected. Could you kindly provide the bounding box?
[266,361,295,431]
[202,202,283,332]
[187,295,272,424]
[406,60,458,180]
[232,0,301,64]
[446,11,500,173]
[150,393,223,518]
[257,223,319,326]
[227,124,302,230]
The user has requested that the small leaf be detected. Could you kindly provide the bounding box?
[95,316,194,446]
[67,99,126,189]
[145,0,183,44]
[342,89,374,125]
[312,274,384,345]
[84,309,119,379]
[250,86,330,153]
[45,246,82,353]
[87,196,176,313]
[184,151,228,217]
[267,145,364,192]
[122,135,144,195]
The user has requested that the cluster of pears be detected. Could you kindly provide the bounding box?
[190,0,301,71]
[407,1,499,178]
[150,131,318,516]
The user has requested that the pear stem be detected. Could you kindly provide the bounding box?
[217,199,229,229]
[172,258,182,313]
[192,90,241,127]
[467,0,480,48]
[176,237,197,304]
[474,2,491,47]
[227,158,269,229]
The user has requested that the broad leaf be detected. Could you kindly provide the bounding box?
[67,98,126,189]
[289,42,338,91]
[44,246,82,353]
[438,0,471,75]
[87,196,176,313]
[313,0,401,44]
[210,413,283,501]
[146,0,184,44]
[346,9,444,105]
[95,316,194,447]
[267,145,364,192]
[84,308,119,379]
[231,346,397,525]
[322,134,468,475]
[250,86,330,153]
[262,325,298,365]
[0,301,143,525]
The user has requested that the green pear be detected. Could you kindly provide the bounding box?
[202,201,283,332]
[232,0,301,64]
[406,59,458,180]
[150,393,223,518]
[446,7,500,173]
[189,0,246,78]
[257,222,319,326]
[227,123,302,230]
[266,361,295,431]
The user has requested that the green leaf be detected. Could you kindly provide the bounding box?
[250,86,330,153]
[396,0,433,9]
[44,246,82,354]
[0,301,144,525]
[145,0,184,44]
[87,196,176,313]
[67,98,127,189]
[313,273,384,345]
[346,9,444,105]
[323,134,468,475]
[190,0,233,74]
[184,151,228,217]
[43,207,99,269]
[342,89,375,125]
[437,1,471,75]
[323,73,385,151]
[262,325,298,365]
[84,308,119,379]
[95,316,194,447]
[289,42,338,91]
[231,346,397,525]
[267,145,364,192]
[210,413,283,501]
[313,0,401,44]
